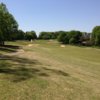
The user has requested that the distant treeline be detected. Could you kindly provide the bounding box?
[0,3,100,46]
[10,30,37,41]
[39,31,91,45]
[38,26,100,46]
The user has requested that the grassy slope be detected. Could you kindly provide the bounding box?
[0,40,100,100]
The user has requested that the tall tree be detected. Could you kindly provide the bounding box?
[0,3,18,45]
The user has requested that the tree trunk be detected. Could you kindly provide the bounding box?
[0,41,5,46]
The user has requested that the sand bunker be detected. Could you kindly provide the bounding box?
[28,44,33,47]
[61,45,66,48]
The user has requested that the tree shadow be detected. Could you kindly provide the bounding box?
[0,45,21,53]
[0,47,69,83]
[43,67,69,76]
[0,54,40,65]
[0,53,49,83]
[1,45,21,49]
[74,44,100,49]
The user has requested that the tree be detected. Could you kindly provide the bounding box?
[92,26,100,45]
[63,33,69,44]
[0,29,4,45]
[68,30,82,44]
[11,30,25,40]
[25,31,37,41]
[57,31,69,44]
[16,30,25,40]
[0,3,18,45]
[50,32,56,39]
[39,32,51,40]
[57,30,82,45]
[69,38,76,44]
[55,31,65,39]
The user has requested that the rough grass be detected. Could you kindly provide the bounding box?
[0,40,100,100]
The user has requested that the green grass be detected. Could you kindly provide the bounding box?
[0,40,100,100]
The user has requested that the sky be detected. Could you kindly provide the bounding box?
[0,0,100,34]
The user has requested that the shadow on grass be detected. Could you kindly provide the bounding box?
[43,67,69,76]
[0,53,49,82]
[0,51,69,83]
[74,44,100,49]
[0,45,21,53]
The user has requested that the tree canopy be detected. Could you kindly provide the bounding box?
[68,30,82,44]
[0,3,18,44]
[25,31,37,41]
[92,26,100,45]
[57,30,82,44]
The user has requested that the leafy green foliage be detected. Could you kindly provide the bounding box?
[57,31,66,42]
[68,30,82,44]
[25,31,37,41]
[57,31,69,44]
[57,30,82,44]
[39,32,52,40]
[11,30,25,40]
[92,26,100,45]
[0,3,18,44]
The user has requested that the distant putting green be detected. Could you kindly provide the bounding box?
[0,40,100,100]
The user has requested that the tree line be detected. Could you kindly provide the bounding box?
[0,3,100,46]
[38,28,100,46]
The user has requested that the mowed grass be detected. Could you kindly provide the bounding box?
[0,40,100,100]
